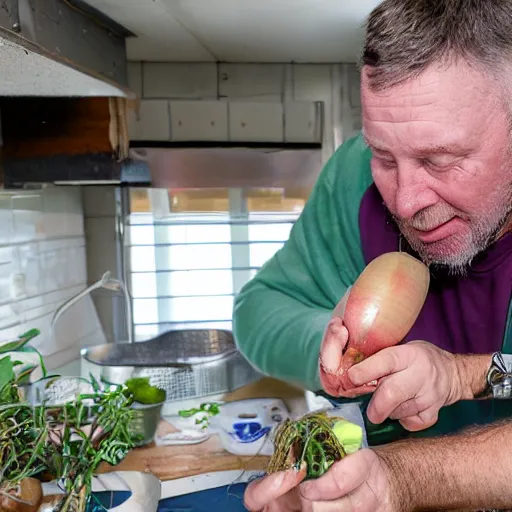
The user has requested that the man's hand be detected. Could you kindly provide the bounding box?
[320,286,379,398]
[319,288,483,431]
[347,341,464,431]
[245,421,512,512]
[300,449,398,512]
[244,450,402,512]
[243,464,306,511]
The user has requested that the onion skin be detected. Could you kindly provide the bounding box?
[320,252,430,397]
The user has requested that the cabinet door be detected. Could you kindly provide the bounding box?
[170,101,228,141]
[229,102,283,142]
[128,100,170,141]
[284,101,323,143]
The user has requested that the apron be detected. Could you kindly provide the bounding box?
[321,301,512,446]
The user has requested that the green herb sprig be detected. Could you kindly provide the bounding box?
[178,402,221,429]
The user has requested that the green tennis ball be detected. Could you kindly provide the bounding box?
[332,419,363,454]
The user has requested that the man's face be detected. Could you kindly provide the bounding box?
[361,61,512,271]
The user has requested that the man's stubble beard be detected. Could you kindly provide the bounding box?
[392,183,512,276]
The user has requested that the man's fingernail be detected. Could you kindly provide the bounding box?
[285,461,306,477]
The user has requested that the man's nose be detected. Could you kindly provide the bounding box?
[394,166,438,220]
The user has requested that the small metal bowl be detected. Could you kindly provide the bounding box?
[129,401,164,447]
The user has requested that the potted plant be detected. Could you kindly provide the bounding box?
[0,329,46,512]
[38,376,135,512]
[0,330,137,512]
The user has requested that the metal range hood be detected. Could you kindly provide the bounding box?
[126,143,324,190]
[3,143,325,189]
[122,98,326,189]
[0,0,131,96]
[0,2,329,190]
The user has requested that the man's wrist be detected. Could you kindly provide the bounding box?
[376,436,471,512]
[376,422,512,512]
[374,445,416,512]
[452,354,493,400]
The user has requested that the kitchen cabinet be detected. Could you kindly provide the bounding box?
[0,96,135,188]
[285,101,323,143]
[129,100,171,141]
[229,101,284,142]
[170,100,229,141]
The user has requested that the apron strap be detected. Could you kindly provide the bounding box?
[501,299,512,354]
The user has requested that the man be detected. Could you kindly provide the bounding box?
[233,0,512,509]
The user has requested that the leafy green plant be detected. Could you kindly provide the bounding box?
[0,329,44,388]
[0,330,137,512]
[0,329,48,492]
[0,375,48,488]
[44,376,135,512]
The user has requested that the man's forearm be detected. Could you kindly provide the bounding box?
[453,353,492,400]
[377,420,512,511]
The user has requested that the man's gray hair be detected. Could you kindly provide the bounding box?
[362,0,512,90]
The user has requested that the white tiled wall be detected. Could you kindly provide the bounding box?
[0,187,106,372]
[127,62,362,163]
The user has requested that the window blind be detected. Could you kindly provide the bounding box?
[125,204,301,342]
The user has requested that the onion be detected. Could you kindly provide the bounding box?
[320,252,430,396]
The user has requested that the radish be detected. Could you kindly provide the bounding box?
[319,252,430,397]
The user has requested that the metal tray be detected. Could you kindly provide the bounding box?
[82,329,262,402]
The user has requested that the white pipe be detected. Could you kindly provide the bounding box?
[49,271,133,348]
[103,274,134,344]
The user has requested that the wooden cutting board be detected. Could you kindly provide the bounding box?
[99,427,268,480]
[100,377,305,481]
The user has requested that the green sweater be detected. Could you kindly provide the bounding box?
[233,135,372,392]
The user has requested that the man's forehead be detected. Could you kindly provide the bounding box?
[360,61,508,155]
[360,61,498,105]
[362,128,471,156]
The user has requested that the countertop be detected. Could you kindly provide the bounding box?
[100,377,309,481]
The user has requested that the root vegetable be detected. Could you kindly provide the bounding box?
[320,252,430,396]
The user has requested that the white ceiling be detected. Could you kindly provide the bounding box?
[85,0,382,63]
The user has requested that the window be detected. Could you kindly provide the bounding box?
[125,188,308,341]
